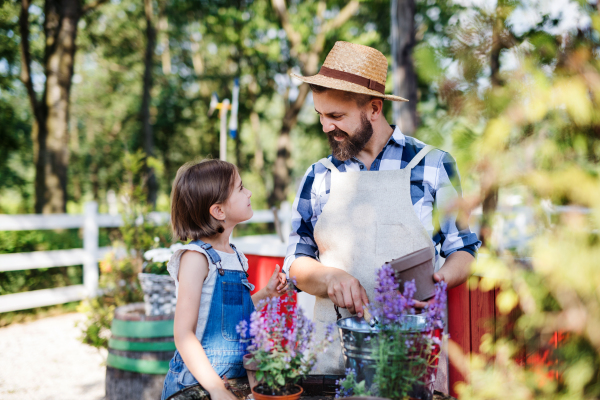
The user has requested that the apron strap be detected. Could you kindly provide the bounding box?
[406,145,435,170]
[317,157,340,174]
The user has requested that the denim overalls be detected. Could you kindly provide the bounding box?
[161,240,255,400]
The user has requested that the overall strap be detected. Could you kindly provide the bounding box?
[228,243,255,291]
[228,244,248,276]
[318,157,340,174]
[189,239,225,276]
[406,145,435,170]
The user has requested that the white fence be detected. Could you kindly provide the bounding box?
[0,202,291,313]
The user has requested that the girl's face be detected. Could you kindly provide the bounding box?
[223,171,253,224]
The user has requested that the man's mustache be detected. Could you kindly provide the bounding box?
[327,128,349,140]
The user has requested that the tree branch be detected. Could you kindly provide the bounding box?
[271,0,302,58]
[305,1,359,75]
[322,1,359,34]
[19,0,39,119]
[82,0,110,15]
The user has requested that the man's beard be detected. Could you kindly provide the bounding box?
[327,112,374,162]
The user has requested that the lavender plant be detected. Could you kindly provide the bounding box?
[336,264,448,400]
[236,289,335,395]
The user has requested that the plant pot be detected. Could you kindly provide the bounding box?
[251,384,303,400]
[337,315,441,391]
[243,354,260,390]
[138,272,177,316]
[385,247,435,301]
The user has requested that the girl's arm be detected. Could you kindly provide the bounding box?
[250,264,288,306]
[174,251,237,400]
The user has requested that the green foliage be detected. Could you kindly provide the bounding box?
[77,252,144,349]
[372,330,432,399]
[78,149,170,348]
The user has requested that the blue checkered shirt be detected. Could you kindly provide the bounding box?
[282,126,481,277]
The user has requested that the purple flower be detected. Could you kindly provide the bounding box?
[371,265,416,324]
[425,281,447,330]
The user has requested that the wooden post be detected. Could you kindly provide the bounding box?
[220,99,230,161]
[83,201,99,297]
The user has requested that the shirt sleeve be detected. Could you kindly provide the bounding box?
[282,164,321,280]
[433,151,482,258]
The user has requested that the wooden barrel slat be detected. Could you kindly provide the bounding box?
[106,303,175,400]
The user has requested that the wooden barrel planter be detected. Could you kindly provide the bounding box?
[106,303,175,400]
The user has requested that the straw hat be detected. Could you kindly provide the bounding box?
[291,41,408,102]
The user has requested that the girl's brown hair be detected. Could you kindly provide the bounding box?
[171,159,237,241]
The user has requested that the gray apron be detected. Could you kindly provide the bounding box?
[311,144,447,393]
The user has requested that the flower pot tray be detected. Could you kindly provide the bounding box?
[166,375,456,400]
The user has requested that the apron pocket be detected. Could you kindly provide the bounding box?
[376,223,414,258]
[221,282,244,341]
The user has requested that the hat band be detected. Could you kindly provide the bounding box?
[318,66,385,94]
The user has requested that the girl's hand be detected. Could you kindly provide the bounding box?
[266,264,289,297]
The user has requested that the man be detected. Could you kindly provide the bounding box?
[284,42,481,377]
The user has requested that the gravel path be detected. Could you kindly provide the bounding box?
[0,313,107,400]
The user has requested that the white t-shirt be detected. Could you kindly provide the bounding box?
[167,244,248,341]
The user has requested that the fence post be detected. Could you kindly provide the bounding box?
[83,201,99,297]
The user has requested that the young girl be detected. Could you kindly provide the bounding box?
[161,159,287,400]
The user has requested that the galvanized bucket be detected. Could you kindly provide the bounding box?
[337,314,430,396]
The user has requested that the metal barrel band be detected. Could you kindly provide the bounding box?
[107,353,170,375]
[108,338,176,352]
[110,318,174,338]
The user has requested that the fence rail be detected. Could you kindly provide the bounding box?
[0,201,291,313]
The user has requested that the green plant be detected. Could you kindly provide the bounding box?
[78,150,171,348]
[237,290,335,395]
[77,251,144,349]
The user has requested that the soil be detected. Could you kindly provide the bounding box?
[253,384,302,396]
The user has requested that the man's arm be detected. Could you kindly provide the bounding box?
[435,249,474,289]
[284,163,370,317]
[289,257,369,317]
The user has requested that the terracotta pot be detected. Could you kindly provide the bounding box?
[251,384,303,400]
[243,354,260,390]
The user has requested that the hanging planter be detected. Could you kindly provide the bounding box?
[138,245,181,316]
[138,272,176,316]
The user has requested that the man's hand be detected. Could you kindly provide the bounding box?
[326,269,370,317]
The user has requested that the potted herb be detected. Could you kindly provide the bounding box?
[138,243,183,316]
[237,289,335,400]
[336,264,447,400]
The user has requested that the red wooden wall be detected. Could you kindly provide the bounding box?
[245,254,286,296]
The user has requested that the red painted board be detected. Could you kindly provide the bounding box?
[448,282,470,398]
[245,254,295,303]
[470,282,496,354]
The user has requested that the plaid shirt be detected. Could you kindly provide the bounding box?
[282,126,481,277]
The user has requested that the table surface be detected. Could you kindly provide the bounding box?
[168,376,456,400]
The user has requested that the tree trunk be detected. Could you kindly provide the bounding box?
[268,83,310,206]
[269,0,360,206]
[20,0,106,213]
[142,0,157,207]
[391,0,419,136]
